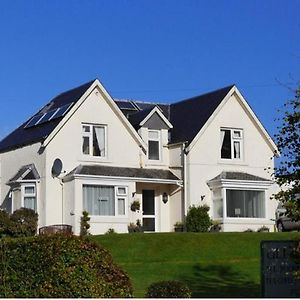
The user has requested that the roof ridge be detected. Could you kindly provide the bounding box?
[171,84,235,106]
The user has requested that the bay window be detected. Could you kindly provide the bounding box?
[82,124,106,157]
[226,189,265,218]
[83,185,127,216]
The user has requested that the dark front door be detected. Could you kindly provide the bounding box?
[142,190,155,231]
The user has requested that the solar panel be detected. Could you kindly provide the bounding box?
[24,114,44,128]
[51,103,73,120]
[116,101,138,110]
[35,108,58,125]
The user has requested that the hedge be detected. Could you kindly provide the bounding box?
[146,280,191,298]
[0,235,133,298]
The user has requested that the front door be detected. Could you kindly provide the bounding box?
[142,189,155,231]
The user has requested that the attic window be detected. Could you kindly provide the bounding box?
[148,130,160,161]
[220,128,243,160]
[82,124,107,157]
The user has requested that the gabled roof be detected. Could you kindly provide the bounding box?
[0,80,95,153]
[8,163,40,184]
[169,85,234,144]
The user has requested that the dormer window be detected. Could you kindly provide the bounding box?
[220,128,243,160]
[82,124,107,157]
[148,130,160,161]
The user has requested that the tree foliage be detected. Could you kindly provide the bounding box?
[185,205,212,232]
[274,87,300,220]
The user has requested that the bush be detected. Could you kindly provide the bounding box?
[9,208,38,237]
[80,210,90,236]
[0,235,133,298]
[186,205,212,232]
[146,280,191,298]
[0,210,11,238]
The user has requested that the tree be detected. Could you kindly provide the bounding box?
[273,87,300,220]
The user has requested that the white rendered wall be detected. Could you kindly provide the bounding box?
[186,92,278,231]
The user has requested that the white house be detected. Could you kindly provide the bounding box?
[0,79,279,234]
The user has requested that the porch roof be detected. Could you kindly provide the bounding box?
[64,164,181,184]
[209,171,271,182]
[7,164,40,184]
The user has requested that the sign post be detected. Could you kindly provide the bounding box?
[261,240,300,297]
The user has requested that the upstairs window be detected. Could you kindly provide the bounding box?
[82,124,106,157]
[148,130,160,160]
[220,128,243,160]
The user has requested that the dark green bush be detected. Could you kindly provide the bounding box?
[80,210,90,236]
[0,235,133,298]
[0,210,11,238]
[146,280,191,298]
[9,208,38,237]
[186,205,212,232]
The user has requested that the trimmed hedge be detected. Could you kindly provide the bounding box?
[0,210,11,238]
[186,205,212,232]
[146,280,191,298]
[0,235,133,298]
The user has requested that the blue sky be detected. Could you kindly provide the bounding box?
[0,0,299,140]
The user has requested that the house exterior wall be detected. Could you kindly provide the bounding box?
[44,87,146,227]
[0,143,46,227]
[186,92,278,231]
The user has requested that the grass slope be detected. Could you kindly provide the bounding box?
[92,232,299,298]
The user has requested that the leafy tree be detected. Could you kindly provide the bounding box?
[273,87,300,220]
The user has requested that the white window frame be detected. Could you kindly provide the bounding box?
[224,188,266,219]
[82,123,107,158]
[220,128,243,160]
[21,183,37,211]
[83,184,128,217]
[148,129,161,161]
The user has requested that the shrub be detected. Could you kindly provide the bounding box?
[146,280,191,298]
[80,210,90,236]
[0,210,11,238]
[9,208,38,237]
[257,225,270,232]
[105,228,117,235]
[0,235,133,298]
[130,200,140,212]
[186,205,212,232]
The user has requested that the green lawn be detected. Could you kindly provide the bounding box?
[91,232,300,298]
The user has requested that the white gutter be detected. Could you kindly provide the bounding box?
[64,173,182,186]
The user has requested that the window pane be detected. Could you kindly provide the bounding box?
[234,141,241,159]
[226,190,265,218]
[117,187,126,195]
[118,198,125,215]
[148,140,159,160]
[25,186,35,194]
[93,126,105,157]
[233,130,241,138]
[143,218,155,231]
[82,125,90,133]
[149,131,159,139]
[24,196,36,210]
[83,185,114,216]
[82,136,90,154]
[221,130,231,159]
[213,198,223,218]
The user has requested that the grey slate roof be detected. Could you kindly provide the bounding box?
[210,171,271,182]
[8,164,40,184]
[0,79,234,153]
[66,165,180,181]
[0,80,95,153]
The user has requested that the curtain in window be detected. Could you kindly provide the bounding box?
[234,141,240,159]
[94,127,105,156]
[220,130,226,150]
[24,197,36,210]
[226,190,265,218]
[83,185,114,216]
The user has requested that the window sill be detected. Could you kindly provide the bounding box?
[89,216,129,223]
[218,159,248,166]
[80,155,112,164]
[223,217,270,224]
